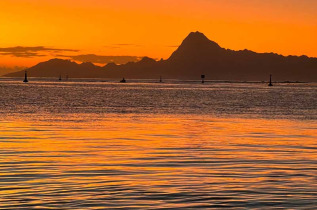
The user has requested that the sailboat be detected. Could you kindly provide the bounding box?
[201,75,205,84]
[159,76,162,83]
[23,71,28,83]
[268,74,273,86]
[59,74,62,81]
[120,77,126,83]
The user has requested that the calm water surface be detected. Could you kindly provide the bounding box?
[0,79,316,209]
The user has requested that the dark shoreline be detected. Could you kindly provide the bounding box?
[0,77,311,84]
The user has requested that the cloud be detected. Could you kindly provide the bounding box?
[0,46,78,58]
[0,46,144,65]
[59,54,143,65]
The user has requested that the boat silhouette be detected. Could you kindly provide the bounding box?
[268,74,273,86]
[120,78,126,83]
[23,71,28,83]
[201,75,205,84]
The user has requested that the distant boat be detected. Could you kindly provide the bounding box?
[201,75,205,84]
[120,78,126,83]
[159,76,162,83]
[59,74,62,81]
[268,74,273,86]
[23,71,28,83]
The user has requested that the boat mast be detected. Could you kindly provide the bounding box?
[268,74,273,86]
[23,71,28,83]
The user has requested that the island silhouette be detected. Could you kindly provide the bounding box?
[5,31,317,82]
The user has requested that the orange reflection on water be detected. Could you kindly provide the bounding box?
[0,114,316,208]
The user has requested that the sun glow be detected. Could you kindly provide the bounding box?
[1,0,317,68]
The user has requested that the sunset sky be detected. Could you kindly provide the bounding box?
[1,0,317,69]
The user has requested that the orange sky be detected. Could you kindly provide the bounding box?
[0,0,317,68]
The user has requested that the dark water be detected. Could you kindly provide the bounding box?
[0,79,316,209]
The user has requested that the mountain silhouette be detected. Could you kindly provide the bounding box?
[5,58,104,78]
[5,31,317,81]
[169,31,223,61]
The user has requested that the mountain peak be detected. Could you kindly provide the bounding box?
[47,58,73,63]
[139,56,156,63]
[167,31,223,61]
[80,62,95,67]
[187,31,208,39]
[182,31,220,48]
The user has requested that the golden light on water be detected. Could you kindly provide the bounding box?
[0,78,316,208]
[1,115,316,169]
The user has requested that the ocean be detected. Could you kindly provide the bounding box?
[0,79,316,209]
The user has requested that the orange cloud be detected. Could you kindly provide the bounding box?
[0,46,78,58]
[60,54,143,65]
